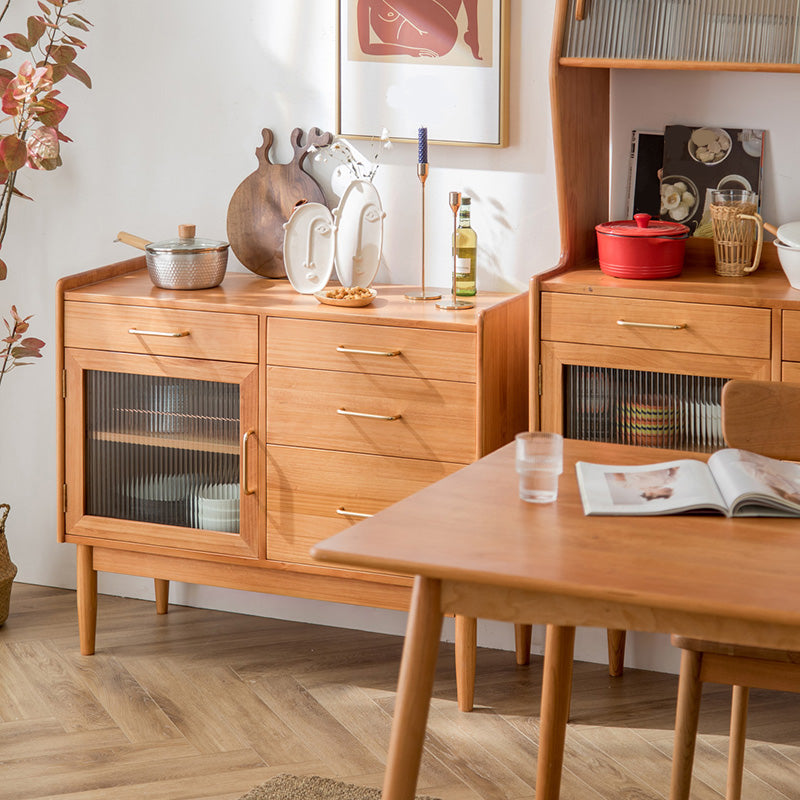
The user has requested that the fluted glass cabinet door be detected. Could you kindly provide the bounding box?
[562,0,800,65]
[64,349,261,558]
[563,365,726,452]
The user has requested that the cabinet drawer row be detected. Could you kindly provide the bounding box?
[267,317,477,381]
[266,366,477,464]
[541,294,771,359]
[266,445,461,567]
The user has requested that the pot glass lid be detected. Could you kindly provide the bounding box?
[146,224,228,254]
[596,213,689,238]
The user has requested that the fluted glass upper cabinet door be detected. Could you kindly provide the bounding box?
[561,0,800,68]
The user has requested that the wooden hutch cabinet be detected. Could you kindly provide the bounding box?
[56,260,528,711]
[531,0,800,674]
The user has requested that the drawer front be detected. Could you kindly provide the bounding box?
[782,362,800,382]
[266,445,460,567]
[541,294,770,359]
[783,310,800,362]
[267,317,476,381]
[266,366,476,463]
[64,302,259,363]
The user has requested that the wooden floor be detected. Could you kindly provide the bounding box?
[1,583,799,800]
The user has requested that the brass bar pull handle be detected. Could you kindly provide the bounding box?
[616,320,687,330]
[241,429,255,496]
[128,328,190,338]
[336,507,374,519]
[336,345,401,357]
[337,407,401,421]
[575,0,586,20]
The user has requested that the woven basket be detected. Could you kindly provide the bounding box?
[710,202,763,277]
[0,504,17,626]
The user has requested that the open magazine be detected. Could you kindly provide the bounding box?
[576,449,800,517]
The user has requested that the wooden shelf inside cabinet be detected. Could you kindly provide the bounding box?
[90,430,240,455]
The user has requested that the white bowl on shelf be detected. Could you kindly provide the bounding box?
[775,241,800,290]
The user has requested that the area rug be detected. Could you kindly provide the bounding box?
[238,773,441,800]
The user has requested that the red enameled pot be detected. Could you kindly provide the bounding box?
[595,213,689,279]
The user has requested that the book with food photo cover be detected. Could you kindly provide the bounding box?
[576,448,800,517]
[659,124,765,237]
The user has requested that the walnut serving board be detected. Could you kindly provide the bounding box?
[226,127,331,278]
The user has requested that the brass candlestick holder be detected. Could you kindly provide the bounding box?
[405,163,441,301]
[437,191,474,311]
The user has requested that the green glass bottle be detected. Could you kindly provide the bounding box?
[453,197,477,296]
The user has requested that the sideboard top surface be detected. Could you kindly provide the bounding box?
[61,261,523,332]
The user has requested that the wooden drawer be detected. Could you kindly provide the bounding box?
[266,366,476,463]
[267,317,476,381]
[782,362,800,382]
[540,294,770,359]
[782,310,800,362]
[266,445,460,567]
[63,302,259,363]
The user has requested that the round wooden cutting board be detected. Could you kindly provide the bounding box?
[226,127,331,278]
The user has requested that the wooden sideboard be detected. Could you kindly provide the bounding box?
[55,259,528,710]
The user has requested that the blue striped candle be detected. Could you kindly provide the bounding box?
[418,126,428,164]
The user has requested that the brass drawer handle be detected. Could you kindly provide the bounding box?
[616,319,687,330]
[575,0,586,20]
[128,328,190,338]
[336,507,374,519]
[241,429,256,496]
[336,345,401,357]
[337,407,401,421]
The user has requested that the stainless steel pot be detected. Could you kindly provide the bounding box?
[117,225,229,290]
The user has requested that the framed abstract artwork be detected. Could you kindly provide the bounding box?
[336,0,509,147]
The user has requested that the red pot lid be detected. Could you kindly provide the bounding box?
[596,213,689,238]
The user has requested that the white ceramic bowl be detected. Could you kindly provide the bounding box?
[775,241,800,290]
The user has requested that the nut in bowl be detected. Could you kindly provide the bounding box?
[314,286,377,307]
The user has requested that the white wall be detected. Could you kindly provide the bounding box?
[3,1,797,675]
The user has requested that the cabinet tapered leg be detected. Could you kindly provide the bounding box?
[76,544,97,655]
[515,623,533,665]
[607,628,626,676]
[455,614,477,711]
[154,579,169,614]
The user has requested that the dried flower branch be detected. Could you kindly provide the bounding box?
[309,128,392,182]
[0,304,44,391]
[0,0,92,279]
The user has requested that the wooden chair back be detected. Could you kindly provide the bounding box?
[721,380,800,460]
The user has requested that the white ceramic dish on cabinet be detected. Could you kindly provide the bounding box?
[283,202,336,294]
[333,179,385,288]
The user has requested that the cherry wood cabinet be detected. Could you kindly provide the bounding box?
[56,260,528,709]
[531,0,800,674]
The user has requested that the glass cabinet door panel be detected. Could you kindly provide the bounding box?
[564,365,726,452]
[85,371,240,531]
[64,348,260,558]
[562,0,800,64]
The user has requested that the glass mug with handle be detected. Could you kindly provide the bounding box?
[709,189,763,277]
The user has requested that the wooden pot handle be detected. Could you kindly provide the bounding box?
[116,231,152,251]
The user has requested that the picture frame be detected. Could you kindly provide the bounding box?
[336,0,509,147]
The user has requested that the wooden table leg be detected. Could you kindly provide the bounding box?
[76,544,97,656]
[669,649,703,800]
[382,576,444,800]
[154,578,169,614]
[455,614,477,711]
[536,624,575,800]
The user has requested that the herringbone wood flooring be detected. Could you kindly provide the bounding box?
[1,583,798,799]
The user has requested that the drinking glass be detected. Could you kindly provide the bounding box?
[515,432,564,503]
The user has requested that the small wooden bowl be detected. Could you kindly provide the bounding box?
[313,288,377,307]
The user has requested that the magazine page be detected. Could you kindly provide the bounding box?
[708,449,800,516]
[575,458,727,516]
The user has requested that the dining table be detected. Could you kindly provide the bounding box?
[311,438,800,800]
